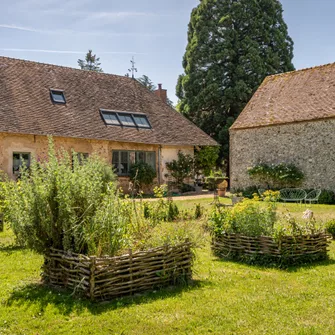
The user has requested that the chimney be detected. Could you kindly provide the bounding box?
[154,83,167,104]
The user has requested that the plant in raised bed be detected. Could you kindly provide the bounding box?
[2,138,196,300]
[209,200,330,266]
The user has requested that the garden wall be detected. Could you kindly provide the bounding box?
[43,241,193,300]
[230,118,335,191]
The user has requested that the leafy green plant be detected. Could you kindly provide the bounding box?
[166,151,194,189]
[129,161,156,192]
[326,219,335,238]
[209,200,277,237]
[194,146,220,176]
[248,163,304,189]
[194,203,203,219]
[318,190,335,205]
[2,138,125,255]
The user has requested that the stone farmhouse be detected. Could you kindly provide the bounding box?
[230,62,335,191]
[0,56,216,190]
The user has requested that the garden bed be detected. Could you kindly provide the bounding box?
[43,240,193,300]
[212,233,331,264]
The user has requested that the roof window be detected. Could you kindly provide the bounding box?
[101,110,151,129]
[50,89,66,104]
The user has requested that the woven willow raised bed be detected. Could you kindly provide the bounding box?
[43,240,193,300]
[212,233,331,263]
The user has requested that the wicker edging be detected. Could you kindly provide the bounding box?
[42,240,193,300]
[212,233,331,264]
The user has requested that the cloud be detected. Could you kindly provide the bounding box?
[0,23,165,37]
[0,48,147,55]
[0,24,42,33]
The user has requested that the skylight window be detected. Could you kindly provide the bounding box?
[100,110,151,129]
[101,112,120,125]
[133,115,151,128]
[118,113,136,127]
[50,90,66,104]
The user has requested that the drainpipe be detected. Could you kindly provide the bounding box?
[158,145,162,185]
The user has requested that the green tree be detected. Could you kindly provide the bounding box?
[137,75,157,91]
[177,0,294,168]
[78,49,103,72]
[194,146,220,176]
[166,151,194,188]
[138,75,176,109]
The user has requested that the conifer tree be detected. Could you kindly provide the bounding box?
[177,0,294,165]
[78,50,103,72]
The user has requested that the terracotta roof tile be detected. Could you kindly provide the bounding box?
[0,56,217,146]
[231,62,335,130]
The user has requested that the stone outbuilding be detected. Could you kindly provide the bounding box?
[230,62,335,191]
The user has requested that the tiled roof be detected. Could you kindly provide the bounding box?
[231,62,335,130]
[0,56,217,146]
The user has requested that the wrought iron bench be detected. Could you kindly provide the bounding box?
[279,188,307,203]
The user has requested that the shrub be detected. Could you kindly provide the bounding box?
[318,190,335,205]
[180,183,196,193]
[248,163,304,189]
[194,203,203,219]
[326,219,335,238]
[2,138,128,255]
[194,146,220,176]
[129,161,156,192]
[209,200,277,237]
[166,151,194,189]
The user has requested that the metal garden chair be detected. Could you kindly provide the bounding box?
[304,189,322,204]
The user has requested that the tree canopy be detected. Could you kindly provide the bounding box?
[78,50,103,72]
[137,75,157,91]
[177,0,294,166]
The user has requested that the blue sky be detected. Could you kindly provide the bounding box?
[1,0,335,104]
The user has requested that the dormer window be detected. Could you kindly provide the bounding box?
[100,110,151,129]
[50,89,66,104]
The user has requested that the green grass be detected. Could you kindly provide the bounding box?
[1,200,335,334]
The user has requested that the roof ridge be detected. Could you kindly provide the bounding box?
[267,61,335,79]
[0,55,134,82]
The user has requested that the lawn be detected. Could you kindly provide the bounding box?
[1,199,335,335]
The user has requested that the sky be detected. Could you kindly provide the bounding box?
[1,0,335,104]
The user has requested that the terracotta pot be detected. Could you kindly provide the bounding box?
[218,188,226,197]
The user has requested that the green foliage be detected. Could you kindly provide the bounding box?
[177,0,294,168]
[180,183,195,193]
[166,151,194,188]
[194,203,203,219]
[248,163,304,188]
[194,146,220,176]
[318,190,335,205]
[209,201,277,237]
[129,161,156,190]
[2,139,126,255]
[78,49,103,72]
[232,185,259,199]
[209,200,326,243]
[137,75,157,91]
[326,219,335,238]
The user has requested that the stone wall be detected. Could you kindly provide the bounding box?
[230,118,335,191]
[0,132,194,193]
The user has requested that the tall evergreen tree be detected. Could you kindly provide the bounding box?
[137,75,157,91]
[138,75,176,108]
[177,0,294,166]
[78,50,103,72]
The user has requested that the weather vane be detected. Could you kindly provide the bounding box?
[126,56,137,79]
